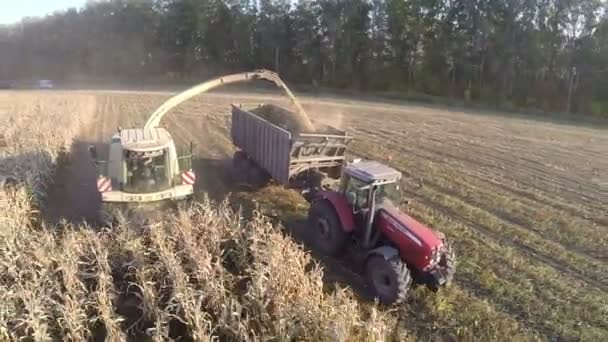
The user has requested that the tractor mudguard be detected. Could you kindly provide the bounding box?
[367,246,400,261]
[313,191,356,232]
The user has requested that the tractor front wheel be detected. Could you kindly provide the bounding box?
[366,255,412,305]
[429,242,456,290]
[308,200,349,256]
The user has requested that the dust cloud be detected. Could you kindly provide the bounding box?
[308,104,345,130]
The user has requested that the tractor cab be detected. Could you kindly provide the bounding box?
[340,160,403,247]
[341,160,402,211]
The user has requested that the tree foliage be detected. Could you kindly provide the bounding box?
[0,0,607,115]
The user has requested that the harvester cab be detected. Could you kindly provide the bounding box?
[90,127,195,224]
[308,160,456,304]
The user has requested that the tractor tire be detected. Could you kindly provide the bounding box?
[441,242,456,284]
[366,255,412,305]
[429,242,456,290]
[308,200,349,256]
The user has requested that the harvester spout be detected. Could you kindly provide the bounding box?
[144,69,314,131]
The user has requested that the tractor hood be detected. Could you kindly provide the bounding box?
[378,203,443,250]
[376,203,445,271]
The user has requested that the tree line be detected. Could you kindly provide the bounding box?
[0,0,607,116]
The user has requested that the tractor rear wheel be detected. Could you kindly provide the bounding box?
[308,200,348,256]
[366,255,412,305]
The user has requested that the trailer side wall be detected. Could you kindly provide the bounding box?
[231,105,292,184]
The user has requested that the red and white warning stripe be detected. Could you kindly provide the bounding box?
[97,176,112,192]
[181,170,196,185]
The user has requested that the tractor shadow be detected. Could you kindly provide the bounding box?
[192,156,375,302]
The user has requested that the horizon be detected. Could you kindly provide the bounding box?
[0,0,87,25]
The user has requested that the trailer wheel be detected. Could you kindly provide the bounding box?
[308,200,348,256]
[366,255,411,305]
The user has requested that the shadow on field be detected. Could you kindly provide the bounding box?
[191,156,374,302]
[1,141,101,228]
[44,140,104,226]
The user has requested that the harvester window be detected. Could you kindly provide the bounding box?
[123,149,170,193]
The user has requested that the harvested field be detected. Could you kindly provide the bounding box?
[1,89,606,341]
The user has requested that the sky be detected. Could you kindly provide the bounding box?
[0,0,88,24]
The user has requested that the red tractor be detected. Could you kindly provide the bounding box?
[308,160,456,304]
[225,73,455,304]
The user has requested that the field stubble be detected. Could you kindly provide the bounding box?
[0,90,606,341]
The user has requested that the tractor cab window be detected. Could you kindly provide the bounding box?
[375,181,400,205]
[341,175,371,210]
[123,149,170,193]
